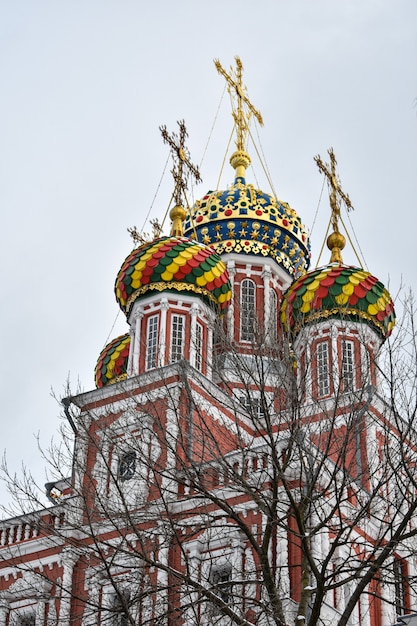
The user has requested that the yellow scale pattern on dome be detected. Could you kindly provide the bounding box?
[95,334,131,388]
[281,265,395,340]
[115,236,232,315]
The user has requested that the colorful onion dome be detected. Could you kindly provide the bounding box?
[95,333,131,388]
[183,176,310,279]
[115,236,232,316]
[280,264,395,341]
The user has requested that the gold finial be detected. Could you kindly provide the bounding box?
[314,148,353,264]
[215,56,263,177]
[169,205,187,237]
[160,120,202,208]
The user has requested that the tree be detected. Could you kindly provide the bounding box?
[1,299,417,626]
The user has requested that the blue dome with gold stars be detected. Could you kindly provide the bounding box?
[183,172,310,279]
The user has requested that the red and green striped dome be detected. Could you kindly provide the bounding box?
[95,333,130,388]
[281,265,395,340]
[115,236,232,316]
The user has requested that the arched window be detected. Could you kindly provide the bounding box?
[240,279,256,342]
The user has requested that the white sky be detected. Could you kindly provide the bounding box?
[1,1,416,512]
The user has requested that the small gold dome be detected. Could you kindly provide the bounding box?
[327,231,346,264]
[230,149,251,177]
[170,205,187,237]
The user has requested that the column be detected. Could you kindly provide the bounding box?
[83,575,103,626]
[128,309,143,377]
[0,600,9,626]
[35,597,47,626]
[359,590,371,626]
[155,525,171,623]
[207,313,214,379]
[226,261,236,342]
[59,548,79,626]
[262,265,272,337]
[189,304,198,368]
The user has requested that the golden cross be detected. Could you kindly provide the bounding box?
[160,120,202,207]
[314,148,353,233]
[215,56,263,152]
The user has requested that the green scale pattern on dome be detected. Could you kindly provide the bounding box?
[280,264,396,340]
[115,236,232,316]
[183,176,311,278]
[95,333,130,388]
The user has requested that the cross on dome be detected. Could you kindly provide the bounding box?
[215,56,263,154]
[315,148,354,263]
[160,120,202,208]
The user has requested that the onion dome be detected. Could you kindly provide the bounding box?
[115,235,232,316]
[280,265,395,341]
[183,152,310,279]
[95,333,131,388]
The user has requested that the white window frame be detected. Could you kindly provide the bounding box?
[146,315,159,370]
[342,339,355,391]
[317,341,330,398]
[195,321,203,371]
[240,279,256,342]
[170,314,185,363]
[240,393,265,420]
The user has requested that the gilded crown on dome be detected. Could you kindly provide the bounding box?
[183,184,310,278]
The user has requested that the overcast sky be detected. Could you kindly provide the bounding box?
[1,1,416,512]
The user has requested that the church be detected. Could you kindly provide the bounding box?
[0,58,415,626]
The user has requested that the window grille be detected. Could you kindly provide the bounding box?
[210,563,233,610]
[146,315,158,370]
[317,341,330,397]
[170,315,185,362]
[342,340,354,390]
[195,322,203,371]
[240,279,256,342]
[240,394,265,420]
[393,558,408,616]
[118,452,136,481]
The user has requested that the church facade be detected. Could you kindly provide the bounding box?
[0,59,414,626]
